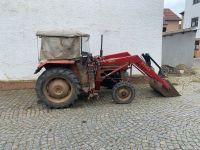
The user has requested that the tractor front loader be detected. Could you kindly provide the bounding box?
[35,31,180,109]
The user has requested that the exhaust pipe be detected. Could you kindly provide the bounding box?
[100,35,103,57]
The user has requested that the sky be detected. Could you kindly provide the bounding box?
[164,0,185,15]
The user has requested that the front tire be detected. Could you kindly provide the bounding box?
[112,81,136,104]
[36,68,80,108]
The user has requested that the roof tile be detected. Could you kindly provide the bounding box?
[164,8,181,21]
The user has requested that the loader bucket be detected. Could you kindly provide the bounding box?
[149,79,181,97]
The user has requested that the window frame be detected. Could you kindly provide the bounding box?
[163,27,167,32]
[195,41,199,50]
[193,0,200,5]
[191,17,199,27]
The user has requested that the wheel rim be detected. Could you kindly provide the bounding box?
[116,86,132,101]
[161,66,169,75]
[43,78,73,103]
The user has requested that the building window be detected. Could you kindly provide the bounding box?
[195,41,199,50]
[191,17,199,27]
[163,27,167,32]
[193,0,200,4]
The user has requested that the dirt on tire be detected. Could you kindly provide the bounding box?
[112,81,136,104]
[36,67,80,108]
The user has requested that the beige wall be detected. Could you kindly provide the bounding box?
[165,21,180,32]
[181,17,184,29]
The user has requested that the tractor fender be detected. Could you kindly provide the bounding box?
[34,60,75,74]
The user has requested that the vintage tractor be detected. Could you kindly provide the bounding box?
[35,31,180,108]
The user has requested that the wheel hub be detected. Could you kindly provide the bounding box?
[117,87,131,101]
[47,79,70,99]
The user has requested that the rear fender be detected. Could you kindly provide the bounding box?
[34,60,75,74]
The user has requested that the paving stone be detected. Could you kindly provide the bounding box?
[0,80,200,149]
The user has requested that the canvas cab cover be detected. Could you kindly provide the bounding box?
[36,31,90,61]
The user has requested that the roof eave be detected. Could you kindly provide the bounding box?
[163,28,197,37]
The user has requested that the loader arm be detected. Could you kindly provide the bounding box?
[100,53,180,97]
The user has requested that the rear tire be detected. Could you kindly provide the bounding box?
[36,68,80,108]
[112,81,136,104]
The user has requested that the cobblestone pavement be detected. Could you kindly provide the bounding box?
[0,79,200,150]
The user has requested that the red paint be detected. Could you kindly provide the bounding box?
[95,66,101,90]
[37,60,75,68]
[99,53,170,89]
[101,52,131,60]
[35,52,171,92]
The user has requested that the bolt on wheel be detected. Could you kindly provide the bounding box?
[112,81,136,104]
[44,78,73,103]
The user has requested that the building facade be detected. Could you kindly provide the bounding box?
[183,0,200,58]
[163,9,181,32]
[0,0,164,80]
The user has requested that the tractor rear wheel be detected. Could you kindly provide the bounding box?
[36,68,80,108]
[112,81,136,104]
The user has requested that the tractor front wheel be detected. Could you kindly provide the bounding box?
[112,82,136,104]
[36,68,80,108]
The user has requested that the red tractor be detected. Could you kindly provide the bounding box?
[35,31,180,108]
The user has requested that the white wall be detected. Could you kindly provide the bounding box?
[0,0,164,80]
[183,0,200,38]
